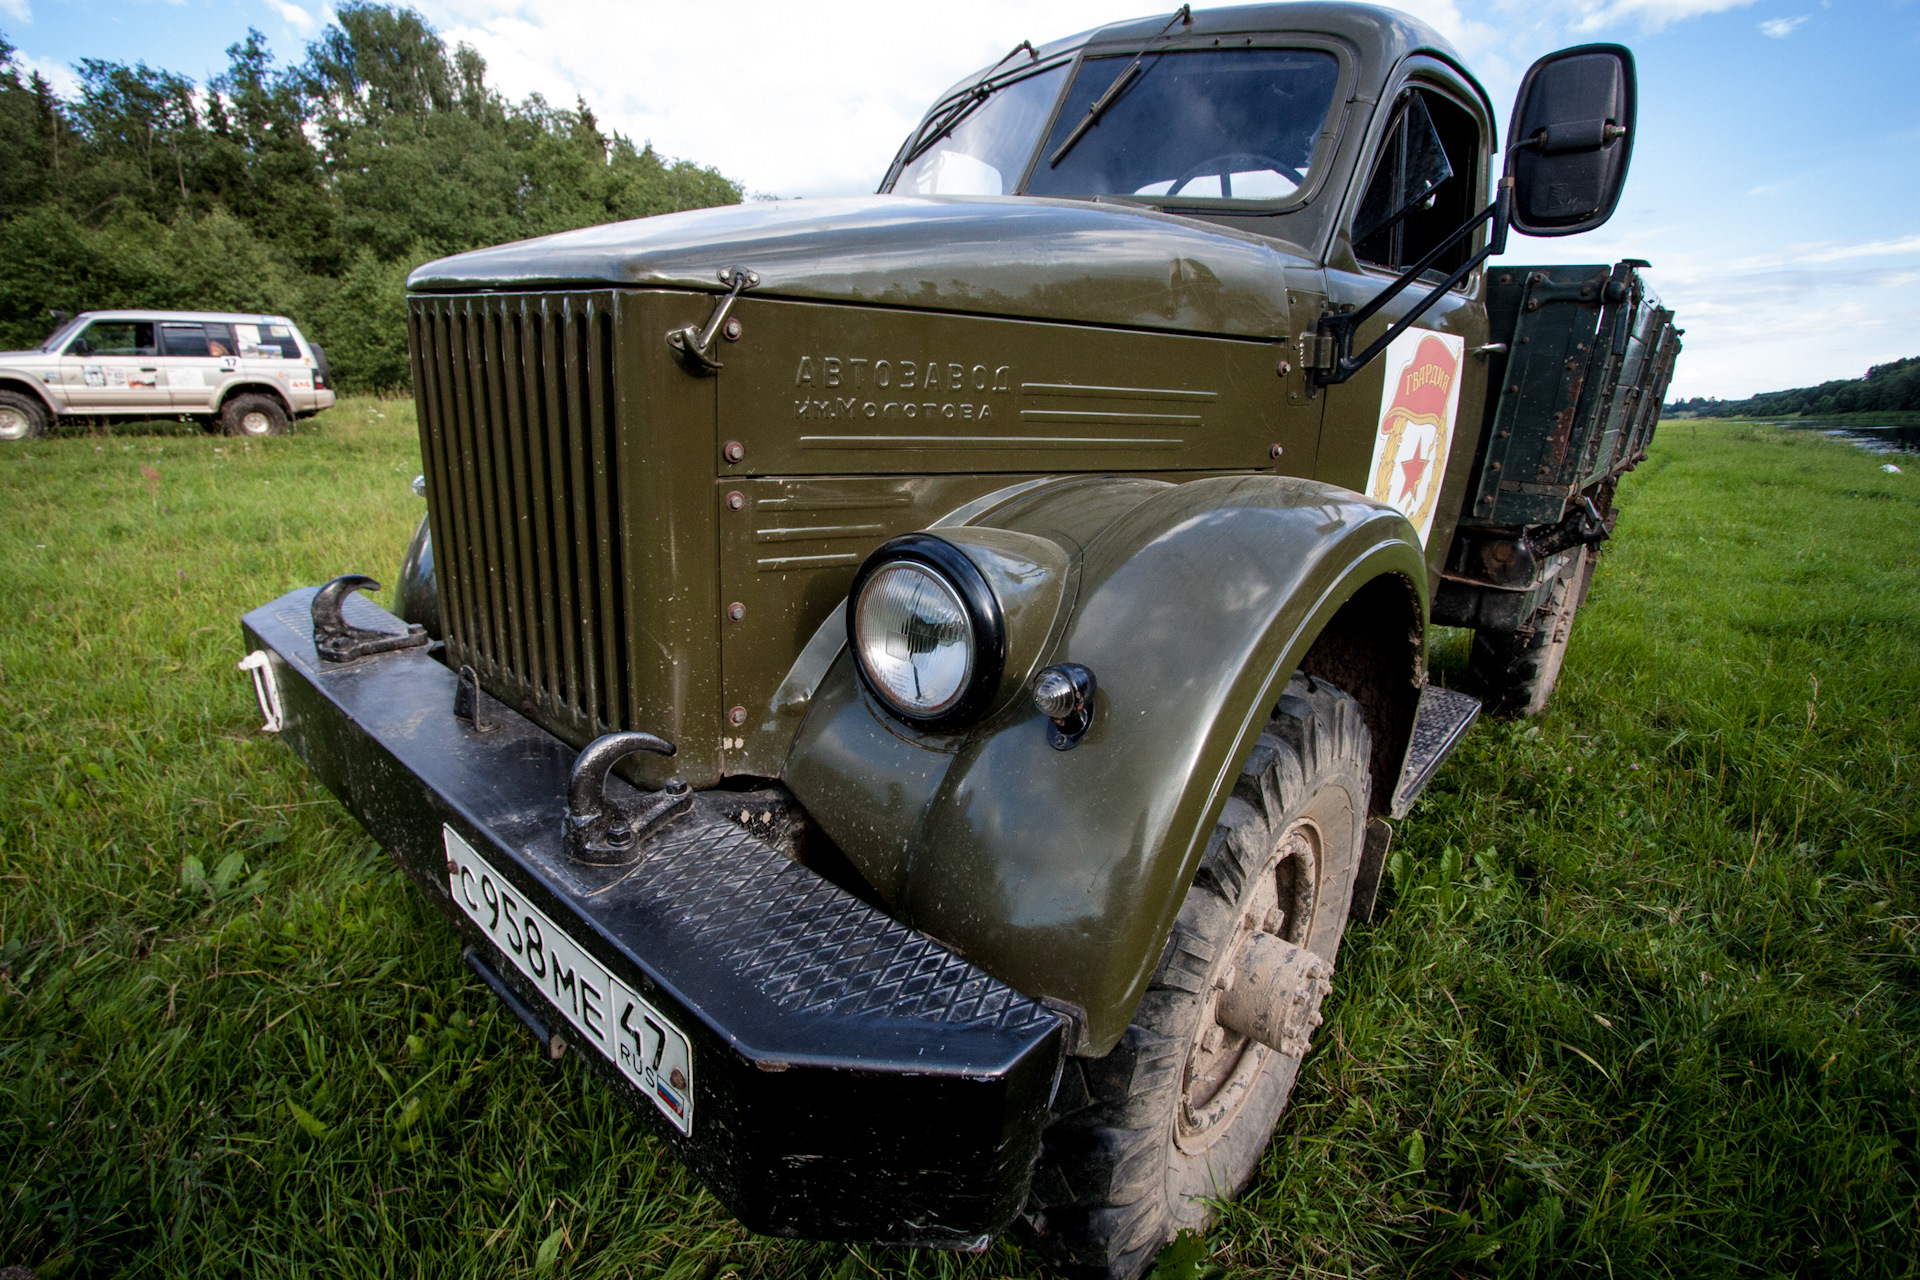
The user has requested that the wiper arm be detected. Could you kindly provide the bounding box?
[1047,4,1191,170]
[899,40,1039,171]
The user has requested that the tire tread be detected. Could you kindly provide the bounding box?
[1018,674,1371,1277]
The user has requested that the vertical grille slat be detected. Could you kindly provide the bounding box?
[412,291,633,744]
[444,304,496,677]
[480,301,530,687]
[539,301,584,717]
[515,307,557,716]
[499,305,544,709]
[586,305,624,731]
[562,303,604,731]
[430,300,485,676]
[457,302,509,677]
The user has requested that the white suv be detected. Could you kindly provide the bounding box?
[0,310,336,441]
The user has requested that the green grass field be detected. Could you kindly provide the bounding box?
[3,407,1915,1278]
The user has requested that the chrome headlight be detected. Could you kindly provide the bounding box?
[847,534,1005,728]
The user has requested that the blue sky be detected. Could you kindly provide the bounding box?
[4,0,1917,399]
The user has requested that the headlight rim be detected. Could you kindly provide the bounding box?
[846,533,1007,729]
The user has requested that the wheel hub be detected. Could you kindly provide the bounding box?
[1174,823,1323,1152]
[1215,931,1333,1058]
[0,407,28,440]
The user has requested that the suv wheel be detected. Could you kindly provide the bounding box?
[0,390,49,441]
[1020,674,1372,1279]
[220,393,289,438]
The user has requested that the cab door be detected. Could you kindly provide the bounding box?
[159,321,236,411]
[60,319,169,411]
[1314,67,1493,579]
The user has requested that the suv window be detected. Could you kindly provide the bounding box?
[161,322,236,357]
[234,323,301,360]
[1025,48,1340,203]
[1353,89,1482,275]
[69,321,157,357]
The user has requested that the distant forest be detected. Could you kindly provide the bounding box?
[0,4,742,391]
[1667,355,1920,419]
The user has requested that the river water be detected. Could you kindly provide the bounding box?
[1754,419,1920,454]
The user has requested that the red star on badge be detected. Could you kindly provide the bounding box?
[1397,440,1432,503]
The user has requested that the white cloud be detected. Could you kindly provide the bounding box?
[1560,0,1760,32]
[0,0,28,24]
[1527,227,1920,397]
[1800,233,1920,262]
[1693,233,1920,272]
[14,50,77,97]
[264,0,317,34]
[1759,14,1810,35]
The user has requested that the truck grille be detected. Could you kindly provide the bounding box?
[409,291,631,745]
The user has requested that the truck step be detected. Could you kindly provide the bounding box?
[1390,684,1482,817]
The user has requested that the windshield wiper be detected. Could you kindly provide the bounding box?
[899,40,1039,171]
[1047,4,1191,170]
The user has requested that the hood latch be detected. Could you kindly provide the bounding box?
[666,266,758,375]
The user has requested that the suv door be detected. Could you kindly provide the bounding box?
[60,320,169,412]
[160,321,237,411]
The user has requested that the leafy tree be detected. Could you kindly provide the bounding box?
[0,7,743,390]
[1667,356,1920,419]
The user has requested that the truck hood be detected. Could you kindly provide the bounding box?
[408,196,1312,340]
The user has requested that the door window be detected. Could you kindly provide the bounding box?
[1353,89,1483,275]
[68,321,156,357]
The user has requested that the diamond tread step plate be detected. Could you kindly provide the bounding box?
[1390,683,1482,817]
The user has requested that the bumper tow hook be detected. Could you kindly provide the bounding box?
[311,574,428,662]
[565,731,692,864]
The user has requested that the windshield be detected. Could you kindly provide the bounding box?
[893,64,1070,196]
[1026,48,1340,203]
[40,316,84,352]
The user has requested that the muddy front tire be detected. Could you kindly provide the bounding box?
[0,390,48,441]
[1019,674,1372,1279]
[1468,546,1593,717]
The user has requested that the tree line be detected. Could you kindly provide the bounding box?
[0,4,742,391]
[1667,355,1920,420]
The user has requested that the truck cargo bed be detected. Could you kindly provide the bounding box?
[1461,261,1683,528]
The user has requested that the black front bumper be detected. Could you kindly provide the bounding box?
[241,589,1063,1247]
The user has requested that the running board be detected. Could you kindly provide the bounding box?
[1389,684,1482,818]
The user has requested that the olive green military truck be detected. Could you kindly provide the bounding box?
[237,5,1679,1275]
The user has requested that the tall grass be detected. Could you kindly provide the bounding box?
[2,412,1915,1277]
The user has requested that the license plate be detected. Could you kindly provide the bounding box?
[445,825,694,1134]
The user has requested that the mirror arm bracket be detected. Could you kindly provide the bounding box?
[1312,178,1511,388]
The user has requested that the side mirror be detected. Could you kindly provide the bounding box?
[1507,44,1636,237]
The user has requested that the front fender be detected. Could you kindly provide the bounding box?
[0,370,58,413]
[786,474,1427,1055]
[393,514,440,640]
